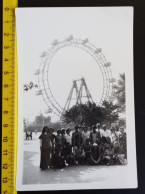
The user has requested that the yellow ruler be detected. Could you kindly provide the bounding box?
[2,0,18,194]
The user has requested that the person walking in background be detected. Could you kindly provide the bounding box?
[39,126,52,170]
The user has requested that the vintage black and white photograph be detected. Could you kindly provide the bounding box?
[15,7,137,190]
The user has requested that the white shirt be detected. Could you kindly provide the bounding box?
[65,133,72,145]
[101,129,111,138]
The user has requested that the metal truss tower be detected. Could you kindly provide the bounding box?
[64,77,93,111]
[38,36,115,117]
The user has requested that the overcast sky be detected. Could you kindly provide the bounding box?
[15,7,133,123]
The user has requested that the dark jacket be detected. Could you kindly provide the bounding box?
[72,131,83,146]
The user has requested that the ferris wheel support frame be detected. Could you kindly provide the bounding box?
[38,37,115,117]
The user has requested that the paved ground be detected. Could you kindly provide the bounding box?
[23,132,128,185]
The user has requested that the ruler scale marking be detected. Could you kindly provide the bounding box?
[2,1,18,194]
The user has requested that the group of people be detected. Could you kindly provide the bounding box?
[39,124,127,170]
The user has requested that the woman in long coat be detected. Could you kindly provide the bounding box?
[39,126,52,170]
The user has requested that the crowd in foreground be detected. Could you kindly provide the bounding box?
[39,124,127,170]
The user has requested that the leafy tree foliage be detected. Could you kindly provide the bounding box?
[62,101,119,127]
[102,100,119,126]
[113,73,125,112]
[34,114,51,126]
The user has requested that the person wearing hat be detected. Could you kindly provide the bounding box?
[72,125,83,147]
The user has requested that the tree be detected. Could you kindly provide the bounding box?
[102,100,119,127]
[44,116,51,125]
[62,102,103,126]
[118,118,126,128]
[113,73,125,112]
[34,114,51,127]
[62,101,119,127]
[34,114,44,126]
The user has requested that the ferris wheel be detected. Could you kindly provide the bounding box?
[35,35,115,117]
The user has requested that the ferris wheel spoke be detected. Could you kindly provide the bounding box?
[38,37,114,117]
